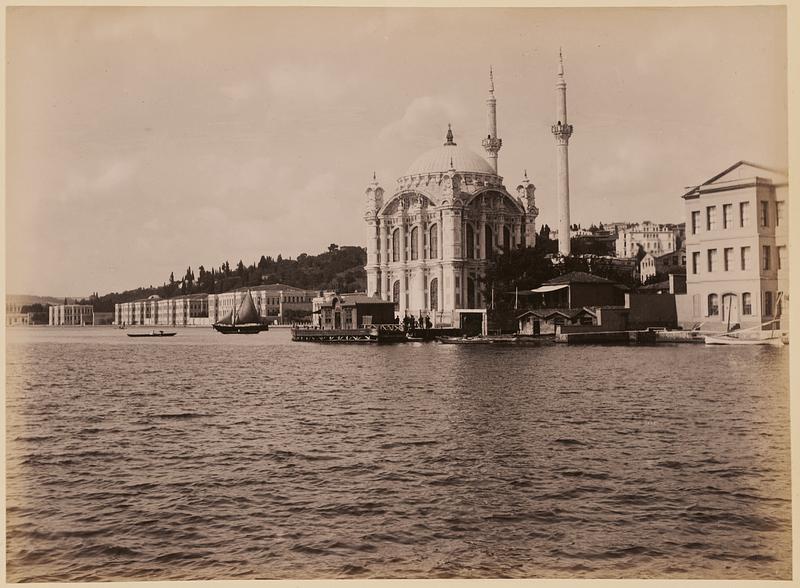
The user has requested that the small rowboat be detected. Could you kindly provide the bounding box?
[127,330,177,338]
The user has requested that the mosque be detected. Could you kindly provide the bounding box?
[363,56,573,328]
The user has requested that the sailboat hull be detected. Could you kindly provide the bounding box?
[704,335,783,347]
[213,323,269,334]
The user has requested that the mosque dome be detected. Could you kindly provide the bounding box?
[404,126,496,177]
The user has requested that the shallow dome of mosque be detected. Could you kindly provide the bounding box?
[405,130,496,177]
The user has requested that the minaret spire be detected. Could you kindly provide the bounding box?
[551,49,574,256]
[482,66,502,174]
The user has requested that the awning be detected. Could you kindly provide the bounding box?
[527,284,569,294]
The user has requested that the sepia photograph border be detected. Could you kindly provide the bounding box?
[1,0,797,587]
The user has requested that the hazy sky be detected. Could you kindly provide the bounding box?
[6,6,787,297]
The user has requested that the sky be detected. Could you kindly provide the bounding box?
[6,6,788,297]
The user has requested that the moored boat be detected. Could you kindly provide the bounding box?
[127,330,177,338]
[213,289,269,334]
[704,334,784,347]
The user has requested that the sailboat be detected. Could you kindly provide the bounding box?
[705,292,785,346]
[213,289,269,334]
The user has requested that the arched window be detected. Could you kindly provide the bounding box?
[410,226,419,260]
[392,229,400,262]
[392,280,400,305]
[485,225,494,259]
[707,293,719,316]
[466,224,475,259]
[430,278,438,311]
[429,224,438,259]
[503,226,511,252]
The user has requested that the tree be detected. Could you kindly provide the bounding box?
[328,243,339,253]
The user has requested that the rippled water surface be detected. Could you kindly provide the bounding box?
[5,327,791,581]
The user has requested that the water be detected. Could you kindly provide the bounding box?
[5,327,791,581]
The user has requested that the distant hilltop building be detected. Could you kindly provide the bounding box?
[364,65,549,328]
[615,221,685,258]
[676,161,788,331]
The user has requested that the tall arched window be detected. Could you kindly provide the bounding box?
[503,226,511,252]
[392,280,400,305]
[429,224,438,259]
[410,226,419,260]
[708,293,719,316]
[485,225,493,259]
[466,224,475,259]
[392,229,400,262]
[430,278,438,311]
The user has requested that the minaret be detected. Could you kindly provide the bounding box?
[482,66,502,173]
[551,49,574,256]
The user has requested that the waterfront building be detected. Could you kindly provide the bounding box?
[639,246,686,284]
[364,71,539,329]
[311,292,396,329]
[517,307,597,335]
[116,294,209,326]
[49,304,93,326]
[677,161,788,330]
[519,271,627,310]
[615,221,684,258]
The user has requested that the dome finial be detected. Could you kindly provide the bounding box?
[373,170,376,181]
[449,156,455,170]
[524,168,528,179]
[444,123,456,146]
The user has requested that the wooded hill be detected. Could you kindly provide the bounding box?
[73,244,367,313]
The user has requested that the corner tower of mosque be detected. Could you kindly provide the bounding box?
[364,70,540,325]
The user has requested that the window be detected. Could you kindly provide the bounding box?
[740,201,750,227]
[778,246,786,270]
[691,211,700,234]
[764,291,772,316]
[392,280,400,304]
[741,246,751,271]
[776,201,785,227]
[466,224,475,259]
[762,245,771,270]
[429,278,438,311]
[724,248,733,271]
[503,226,511,252]
[485,225,493,259]
[706,206,717,231]
[692,252,700,274]
[708,293,719,316]
[760,201,769,227]
[707,248,717,272]
[410,226,419,260]
[429,224,438,259]
[723,204,732,229]
[742,293,752,315]
[392,229,400,262]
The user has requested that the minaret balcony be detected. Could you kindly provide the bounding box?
[481,136,502,152]
[551,122,573,138]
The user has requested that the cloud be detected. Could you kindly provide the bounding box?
[377,95,466,144]
[267,65,350,104]
[60,158,139,202]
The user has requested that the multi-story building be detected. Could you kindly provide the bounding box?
[49,304,94,326]
[678,161,788,330]
[615,221,684,258]
[116,294,209,326]
[6,302,33,326]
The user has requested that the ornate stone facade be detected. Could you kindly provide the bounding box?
[364,124,538,325]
